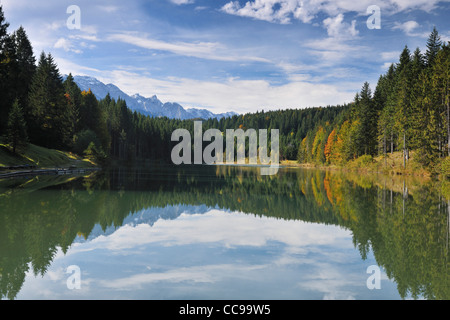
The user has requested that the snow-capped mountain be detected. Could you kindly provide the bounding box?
[74,204,221,243]
[70,75,238,120]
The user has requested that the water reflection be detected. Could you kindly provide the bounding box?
[0,165,448,299]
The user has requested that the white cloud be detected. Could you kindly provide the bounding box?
[57,210,357,295]
[392,20,433,38]
[392,20,420,35]
[304,37,368,65]
[69,210,353,252]
[220,0,450,24]
[323,13,358,39]
[389,0,448,12]
[98,264,264,289]
[380,51,401,61]
[108,33,271,63]
[53,56,102,76]
[381,62,393,70]
[169,0,195,5]
[221,0,304,24]
[97,5,120,13]
[95,69,356,114]
[54,38,83,54]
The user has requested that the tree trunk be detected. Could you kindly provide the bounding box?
[403,132,406,169]
[12,137,17,154]
[447,102,450,156]
[391,132,394,154]
[447,200,449,252]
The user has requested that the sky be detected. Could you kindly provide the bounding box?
[1,0,450,114]
[16,208,401,300]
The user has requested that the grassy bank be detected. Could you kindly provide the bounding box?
[282,151,449,180]
[0,140,97,171]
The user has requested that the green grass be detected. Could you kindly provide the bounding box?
[0,140,96,169]
[285,151,436,178]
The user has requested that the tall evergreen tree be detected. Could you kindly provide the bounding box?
[409,48,426,150]
[13,26,36,126]
[394,46,413,167]
[376,64,397,156]
[432,44,450,157]
[6,99,28,154]
[79,88,110,154]
[0,6,12,133]
[28,52,69,149]
[352,82,377,156]
[63,73,81,145]
[425,27,442,68]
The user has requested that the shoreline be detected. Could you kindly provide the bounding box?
[0,166,101,179]
[279,159,438,179]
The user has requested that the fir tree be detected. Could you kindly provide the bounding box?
[432,45,450,157]
[13,26,36,126]
[0,6,12,133]
[425,27,442,68]
[63,73,82,145]
[393,46,413,167]
[6,99,28,154]
[28,52,69,149]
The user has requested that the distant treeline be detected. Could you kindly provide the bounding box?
[1,5,448,169]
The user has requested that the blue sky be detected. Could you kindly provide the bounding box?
[1,0,450,113]
[16,207,402,300]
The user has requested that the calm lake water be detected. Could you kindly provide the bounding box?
[0,165,448,300]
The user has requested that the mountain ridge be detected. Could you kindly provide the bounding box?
[69,75,238,120]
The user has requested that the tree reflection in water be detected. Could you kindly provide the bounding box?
[0,165,448,299]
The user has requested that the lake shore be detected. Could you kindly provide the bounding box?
[281,151,449,181]
[0,139,100,179]
[0,166,100,179]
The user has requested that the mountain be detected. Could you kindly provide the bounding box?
[69,75,238,120]
[74,204,219,243]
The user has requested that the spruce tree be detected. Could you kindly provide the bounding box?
[28,52,69,149]
[425,27,442,68]
[394,46,413,167]
[13,26,36,126]
[0,6,11,133]
[409,48,426,150]
[63,73,82,145]
[432,45,450,157]
[6,99,28,154]
[352,82,376,156]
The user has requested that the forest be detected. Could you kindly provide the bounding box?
[297,27,450,171]
[0,5,449,173]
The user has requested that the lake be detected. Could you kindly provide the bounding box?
[0,165,448,300]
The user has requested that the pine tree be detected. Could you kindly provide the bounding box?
[6,99,28,154]
[376,64,397,157]
[0,6,9,66]
[0,6,12,133]
[13,26,36,126]
[409,48,426,151]
[425,27,442,68]
[432,45,450,157]
[0,33,17,133]
[393,46,413,167]
[28,52,69,149]
[63,73,81,146]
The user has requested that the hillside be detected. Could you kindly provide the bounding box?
[0,139,96,170]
